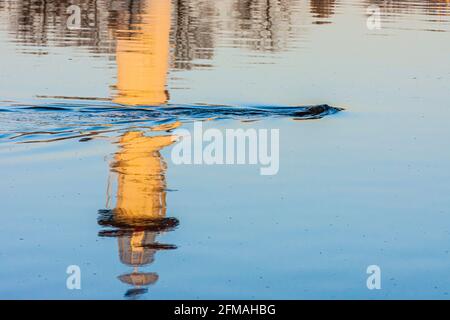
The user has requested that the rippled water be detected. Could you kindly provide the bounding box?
[0,0,449,299]
[0,102,341,142]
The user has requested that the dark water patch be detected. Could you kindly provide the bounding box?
[10,130,76,139]
[23,105,71,111]
[79,137,93,142]
[137,243,177,250]
[123,287,150,299]
[16,130,118,144]
[98,209,180,232]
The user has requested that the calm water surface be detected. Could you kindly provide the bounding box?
[0,0,449,299]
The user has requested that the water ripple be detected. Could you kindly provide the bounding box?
[0,102,343,143]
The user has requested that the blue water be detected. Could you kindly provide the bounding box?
[0,0,449,299]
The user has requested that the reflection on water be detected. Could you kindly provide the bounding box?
[0,0,217,67]
[0,0,448,106]
[1,0,448,51]
[230,0,300,51]
[0,0,343,142]
[98,129,179,298]
[113,0,170,105]
[0,0,449,299]
[310,0,337,23]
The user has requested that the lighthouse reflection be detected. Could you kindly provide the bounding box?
[113,0,171,106]
[98,0,178,299]
[98,130,179,298]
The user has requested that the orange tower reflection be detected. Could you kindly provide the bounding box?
[113,0,171,106]
[99,0,178,299]
[99,129,178,298]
